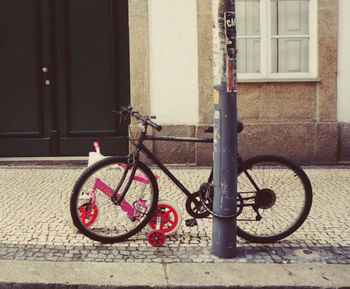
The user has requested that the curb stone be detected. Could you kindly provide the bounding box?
[0,261,349,289]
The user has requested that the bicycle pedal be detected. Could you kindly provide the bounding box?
[185,218,198,227]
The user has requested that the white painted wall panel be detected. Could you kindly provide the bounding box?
[148,0,199,125]
[338,0,350,122]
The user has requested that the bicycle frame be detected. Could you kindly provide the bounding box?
[85,176,150,221]
[126,128,253,199]
[82,131,258,225]
[80,119,263,231]
[132,129,261,210]
[95,116,260,214]
[142,135,213,198]
[81,134,214,224]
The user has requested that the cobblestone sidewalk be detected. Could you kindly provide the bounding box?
[0,165,349,264]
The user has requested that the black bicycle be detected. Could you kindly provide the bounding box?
[70,106,312,244]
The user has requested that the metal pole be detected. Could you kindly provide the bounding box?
[212,0,238,258]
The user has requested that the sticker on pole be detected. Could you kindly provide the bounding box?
[224,12,236,59]
[213,90,219,104]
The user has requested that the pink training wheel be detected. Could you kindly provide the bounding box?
[148,229,166,247]
[149,203,179,235]
[78,203,98,227]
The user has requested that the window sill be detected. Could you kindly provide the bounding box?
[237,77,321,83]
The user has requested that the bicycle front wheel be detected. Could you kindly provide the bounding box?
[237,155,312,243]
[70,156,158,243]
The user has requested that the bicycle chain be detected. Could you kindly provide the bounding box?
[197,183,244,219]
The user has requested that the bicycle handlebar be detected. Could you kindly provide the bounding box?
[147,119,162,132]
[134,113,162,131]
[116,106,162,132]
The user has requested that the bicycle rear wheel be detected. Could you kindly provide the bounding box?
[237,155,312,243]
[70,156,158,243]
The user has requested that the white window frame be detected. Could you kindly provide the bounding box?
[237,0,318,81]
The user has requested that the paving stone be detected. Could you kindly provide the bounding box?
[0,165,350,264]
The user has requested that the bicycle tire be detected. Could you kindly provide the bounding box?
[236,154,312,243]
[70,156,158,243]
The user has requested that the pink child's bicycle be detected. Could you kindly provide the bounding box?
[73,141,181,247]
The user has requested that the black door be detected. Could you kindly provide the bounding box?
[0,0,129,157]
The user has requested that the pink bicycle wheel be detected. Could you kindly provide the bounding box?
[78,203,98,227]
[148,229,166,247]
[149,202,179,235]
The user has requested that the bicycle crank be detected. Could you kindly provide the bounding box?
[185,191,211,219]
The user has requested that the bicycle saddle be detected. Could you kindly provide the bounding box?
[204,121,243,134]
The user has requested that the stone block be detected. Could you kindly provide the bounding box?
[237,83,316,122]
[196,125,213,166]
[237,122,316,165]
[152,125,196,164]
[129,0,150,114]
[338,123,350,161]
[317,1,338,122]
[197,0,214,125]
[314,123,338,163]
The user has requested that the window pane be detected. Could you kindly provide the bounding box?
[238,39,260,73]
[237,0,260,36]
[237,0,260,73]
[271,38,309,72]
[271,0,309,36]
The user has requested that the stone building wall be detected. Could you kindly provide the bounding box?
[128,0,339,166]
